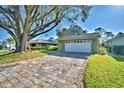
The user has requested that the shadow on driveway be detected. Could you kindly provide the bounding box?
[48,51,90,59]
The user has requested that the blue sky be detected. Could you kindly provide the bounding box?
[0,5,124,41]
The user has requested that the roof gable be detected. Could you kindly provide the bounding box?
[59,32,100,40]
[106,33,124,43]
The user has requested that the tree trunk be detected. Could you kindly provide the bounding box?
[15,40,29,52]
[15,33,30,52]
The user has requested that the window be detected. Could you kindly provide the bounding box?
[88,40,91,42]
[77,41,79,43]
[74,41,76,43]
[80,41,83,43]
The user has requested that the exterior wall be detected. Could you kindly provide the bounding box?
[91,38,99,53]
[58,38,99,53]
[107,36,124,54]
[111,36,124,46]
[58,41,65,51]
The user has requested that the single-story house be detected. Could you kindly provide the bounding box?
[58,32,100,53]
[106,32,124,55]
[29,40,58,47]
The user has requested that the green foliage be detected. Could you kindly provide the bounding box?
[0,45,3,50]
[113,45,124,55]
[98,46,108,55]
[6,37,15,45]
[56,24,88,37]
[0,50,47,64]
[31,45,58,51]
[0,50,10,55]
[95,27,114,43]
[31,46,43,50]
[84,55,124,88]
[47,45,58,51]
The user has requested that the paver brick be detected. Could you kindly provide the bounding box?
[0,53,88,88]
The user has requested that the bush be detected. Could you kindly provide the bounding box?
[98,46,108,55]
[0,45,3,50]
[31,45,43,50]
[31,45,58,51]
[47,45,58,51]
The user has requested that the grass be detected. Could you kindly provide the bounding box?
[0,50,47,64]
[0,50,11,56]
[84,55,124,88]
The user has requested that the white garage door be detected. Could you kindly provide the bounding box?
[65,40,92,53]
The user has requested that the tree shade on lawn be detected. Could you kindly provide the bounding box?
[84,55,124,88]
[0,5,91,52]
[0,50,47,64]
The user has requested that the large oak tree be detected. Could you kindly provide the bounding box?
[0,5,91,52]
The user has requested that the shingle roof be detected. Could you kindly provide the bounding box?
[59,32,100,40]
[106,33,124,43]
[29,40,58,44]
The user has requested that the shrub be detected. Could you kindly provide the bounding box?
[30,45,43,50]
[0,45,3,50]
[98,46,108,55]
[47,45,58,51]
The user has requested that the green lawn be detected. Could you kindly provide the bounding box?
[0,50,11,56]
[84,55,124,88]
[0,50,47,64]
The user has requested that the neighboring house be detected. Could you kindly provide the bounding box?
[0,41,2,49]
[6,43,16,50]
[0,41,2,46]
[29,40,58,47]
[58,32,100,53]
[106,32,124,55]
[0,40,16,50]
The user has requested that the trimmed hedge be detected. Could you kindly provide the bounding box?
[113,45,124,55]
[98,46,108,55]
[31,45,58,51]
[47,45,58,51]
[30,45,43,50]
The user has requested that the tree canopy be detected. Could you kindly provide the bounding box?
[0,5,91,52]
[95,27,114,43]
[57,24,88,37]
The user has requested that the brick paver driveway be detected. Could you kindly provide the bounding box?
[0,52,89,88]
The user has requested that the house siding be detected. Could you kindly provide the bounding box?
[58,39,99,53]
[58,41,65,51]
[106,36,124,55]
[111,36,124,46]
[92,39,99,53]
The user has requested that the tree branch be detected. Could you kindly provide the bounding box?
[29,21,60,40]
[31,6,57,23]
[0,6,16,21]
[0,23,16,40]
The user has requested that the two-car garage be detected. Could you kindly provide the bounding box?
[64,40,92,53]
[58,32,100,54]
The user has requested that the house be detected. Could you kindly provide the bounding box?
[58,32,100,53]
[29,39,58,47]
[6,43,16,50]
[106,32,124,55]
